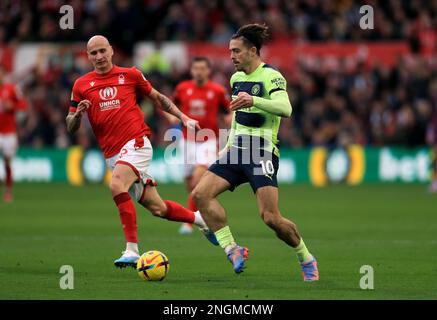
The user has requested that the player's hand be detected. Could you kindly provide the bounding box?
[230,92,253,111]
[181,114,201,130]
[76,99,91,116]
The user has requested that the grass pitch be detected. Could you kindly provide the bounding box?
[0,183,436,299]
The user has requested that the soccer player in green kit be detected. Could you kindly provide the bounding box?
[192,23,319,281]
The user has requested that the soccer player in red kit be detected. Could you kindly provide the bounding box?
[0,64,27,202]
[172,57,231,234]
[66,36,218,268]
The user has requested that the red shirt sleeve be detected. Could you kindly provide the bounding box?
[69,80,82,113]
[132,67,152,96]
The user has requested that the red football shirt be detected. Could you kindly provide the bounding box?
[69,65,152,158]
[173,80,230,140]
[0,83,27,134]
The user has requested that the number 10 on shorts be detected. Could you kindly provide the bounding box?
[260,160,274,177]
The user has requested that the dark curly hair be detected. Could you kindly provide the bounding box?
[231,23,270,56]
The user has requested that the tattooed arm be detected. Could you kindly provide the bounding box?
[66,99,91,134]
[148,88,200,130]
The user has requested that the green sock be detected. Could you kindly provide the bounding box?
[294,238,312,263]
[214,226,236,252]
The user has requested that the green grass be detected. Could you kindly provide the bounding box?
[0,183,436,299]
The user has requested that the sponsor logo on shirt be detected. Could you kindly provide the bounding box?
[99,87,117,100]
[271,77,286,89]
[99,86,120,111]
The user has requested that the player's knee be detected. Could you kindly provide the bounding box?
[261,210,280,228]
[109,178,125,196]
[191,187,207,207]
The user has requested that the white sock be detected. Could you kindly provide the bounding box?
[193,210,207,228]
[126,242,139,255]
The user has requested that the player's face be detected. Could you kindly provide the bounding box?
[87,44,113,72]
[191,61,210,85]
[229,38,256,72]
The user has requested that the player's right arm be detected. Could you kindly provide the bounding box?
[66,80,90,134]
[66,100,91,134]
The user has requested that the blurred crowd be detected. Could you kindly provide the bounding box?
[281,54,437,148]
[1,0,437,150]
[1,0,437,53]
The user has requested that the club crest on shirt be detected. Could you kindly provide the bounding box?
[251,84,261,95]
[118,74,125,84]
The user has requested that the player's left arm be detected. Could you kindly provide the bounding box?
[163,84,182,125]
[134,67,199,129]
[148,88,200,130]
[230,72,292,117]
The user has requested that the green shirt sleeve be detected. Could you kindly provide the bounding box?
[252,70,292,117]
[252,90,292,117]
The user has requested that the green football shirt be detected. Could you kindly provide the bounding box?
[227,62,290,157]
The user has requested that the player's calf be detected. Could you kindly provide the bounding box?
[260,209,300,247]
[113,192,138,245]
[260,210,318,280]
[260,210,280,229]
[143,200,167,218]
[139,190,218,245]
[191,190,228,231]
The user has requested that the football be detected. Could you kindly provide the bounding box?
[136,251,170,281]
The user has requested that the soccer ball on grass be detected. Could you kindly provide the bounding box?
[136,250,170,281]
